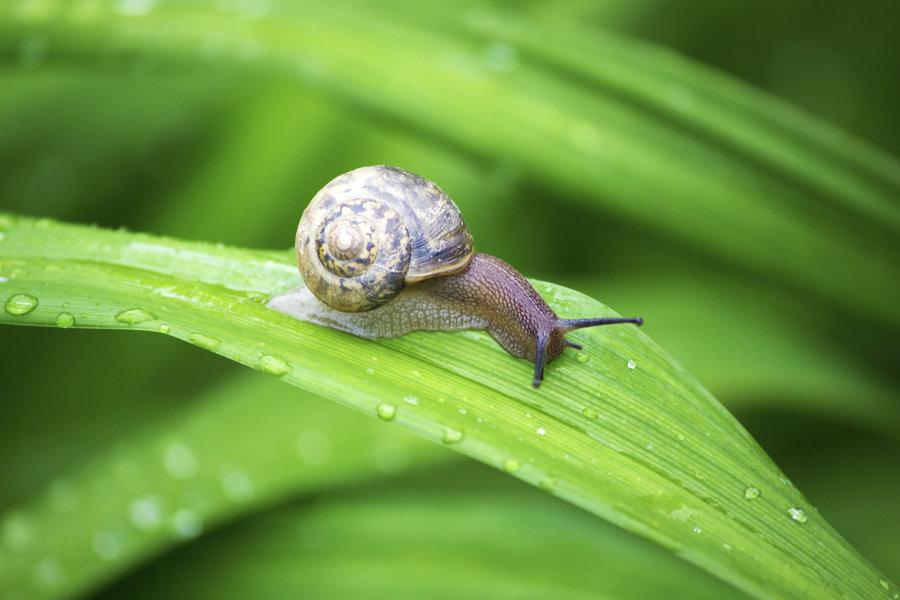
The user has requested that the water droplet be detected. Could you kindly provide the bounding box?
[626,359,637,370]
[1,513,35,553]
[722,542,733,551]
[172,509,203,539]
[220,468,254,502]
[669,505,695,522]
[538,478,557,492]
[115,308,155,325]
[365,367,375,375]
[744,486,760,500]
[788,507,808,523]
[692,526,702,534]
[458,407,468,415]
[91,531,121,561]
[376,403,396,421]
[258,355,289,376]
[576,352,589,363]
[295,430,333,465]
[402,395,419,406]
[129,496,163,531]
[442,427,464,444]
[879,580,890,591]
[501,459,521,473]
[55,312,74,328]
[117,0,156,16]
[157,323,170,334]
[163,443,198,479]
[188,333,220,351]
[676,433,686,441]
[535,427,547,436]
[4,294,38,316]
[34,557,65,588]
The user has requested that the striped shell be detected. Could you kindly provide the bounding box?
[296,165,475,312]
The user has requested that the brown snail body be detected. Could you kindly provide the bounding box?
[268,166,642,387]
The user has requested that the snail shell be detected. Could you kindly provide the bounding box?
[296,166,475,312]
[273,165,644,388]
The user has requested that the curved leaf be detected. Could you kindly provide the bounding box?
[0,370,454,599]
[98,465,750,600]
[0,214,892,599]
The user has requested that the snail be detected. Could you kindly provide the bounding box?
[268,166,643,387]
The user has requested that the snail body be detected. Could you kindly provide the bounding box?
[269,166,642,387]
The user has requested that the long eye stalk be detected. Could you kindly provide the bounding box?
[532,316,644,388]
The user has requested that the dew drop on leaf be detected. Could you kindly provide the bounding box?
[788,507,808,523]
[220,468,254,502]
[442,427,464,444]
[129,496,163,531]
[582,407,598,419]
[626,359,637,370]
[188,333,220,351]
[163,443,199,479]
[502,459,521,473]
[34,556,65,588]
[258,354,289,376]
[55,312,75,328]
[376,403,396,421]
[172,509,203,539]
[744,486,760,500]
[4,294,38,316]
[115,308,155,325]
[576,352,589,363]
[91,531,122,561]
[538,477,557,492]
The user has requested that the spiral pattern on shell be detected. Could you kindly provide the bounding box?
[296,166,475,312]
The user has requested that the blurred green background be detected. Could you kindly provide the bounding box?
[1,0,898,597]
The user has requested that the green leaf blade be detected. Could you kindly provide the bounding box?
[0,214,891,599]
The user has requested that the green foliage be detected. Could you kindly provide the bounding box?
[0,214,892,599]
[0,1,898,599]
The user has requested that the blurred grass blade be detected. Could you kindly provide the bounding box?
[1,1,896,328]
[0,371,454,599]
[0,214,892,599]
[98,465,751,600]
[577,276,900,434]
